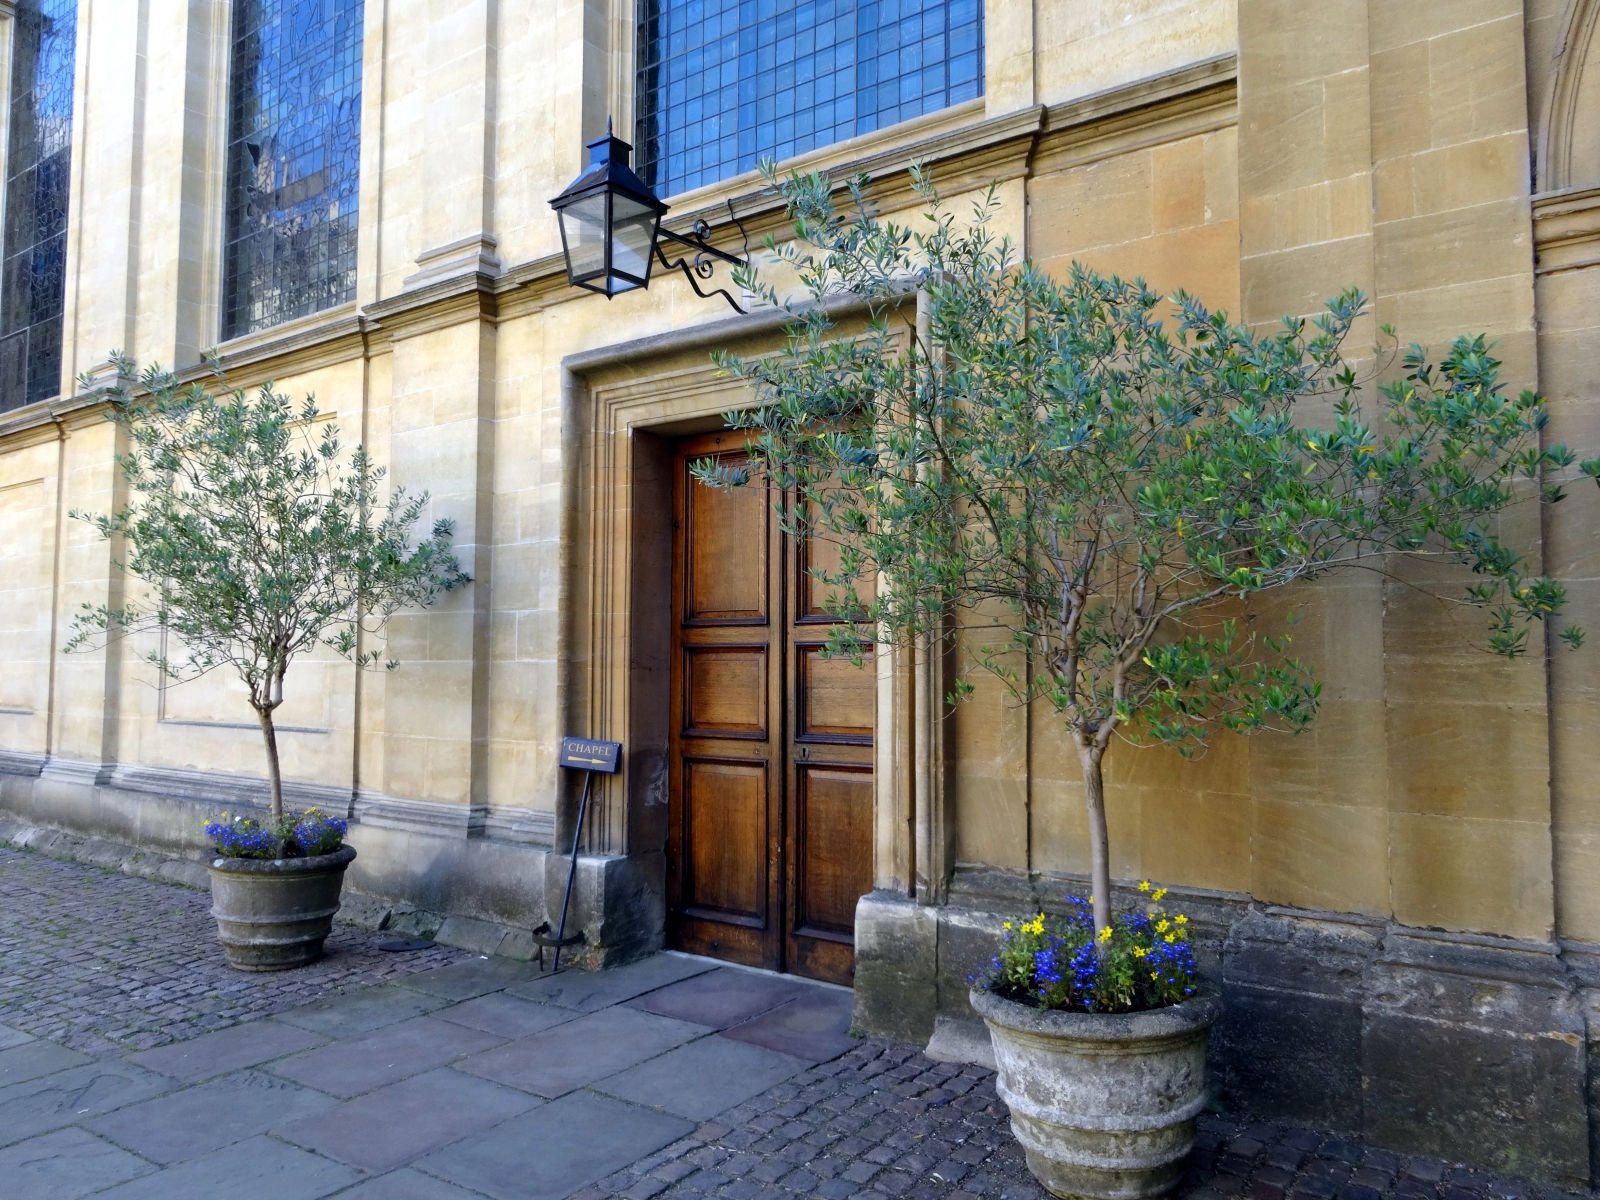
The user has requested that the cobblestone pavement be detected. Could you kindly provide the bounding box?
[0,847,1592,1200]
[0,845,469,1054]
[575,1046,1593,1200]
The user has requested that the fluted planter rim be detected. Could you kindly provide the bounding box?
[970,985,1222,1042]
[208,843,356,876]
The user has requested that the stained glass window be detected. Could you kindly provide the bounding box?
[222,0,362,341]
[636,0,982,198]
[0,0,77,413]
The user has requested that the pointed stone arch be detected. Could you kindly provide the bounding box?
[1541,0,1600,192]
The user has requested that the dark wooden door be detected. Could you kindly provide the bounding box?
[667,433,874,985]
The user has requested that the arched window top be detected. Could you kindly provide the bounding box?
[1542,0,1600,193]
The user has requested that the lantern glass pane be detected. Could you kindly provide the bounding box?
[560,193,608,281]
[611,193,657,286]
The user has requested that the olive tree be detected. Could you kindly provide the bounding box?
[699,168,1596,947]
[66,355,471,820]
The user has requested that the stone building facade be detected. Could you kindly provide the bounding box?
[0,0,1598,1185]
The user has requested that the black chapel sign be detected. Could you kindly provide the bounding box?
[559,737,621,774]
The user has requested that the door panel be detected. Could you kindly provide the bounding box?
[794,764,874,936]
[796,645,875,743]
[668,432,874,985]
[682,757,768,923]
[683,463,768,623]
[683,646,768,738]
[795,507,873,624]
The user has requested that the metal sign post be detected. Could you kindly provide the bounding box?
[532,737,622,973]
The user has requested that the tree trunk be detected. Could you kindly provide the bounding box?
[1077,739,1112,957]
[256,705,284,821]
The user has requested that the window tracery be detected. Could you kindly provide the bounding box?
[636,0,983,198]
[0,0,77,412]
[222,0,363,340]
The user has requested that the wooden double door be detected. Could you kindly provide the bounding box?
[666,432,874,986]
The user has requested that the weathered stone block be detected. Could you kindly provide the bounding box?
[1218,985,1362,1129]
[1372,935,1587,1175]
[852,891,938,1043]
[1219,907,1376,1129]
[435,916,511,955]
[936,906,1008,1020]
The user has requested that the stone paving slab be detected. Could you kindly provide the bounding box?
[0,1037,93,1085]
[269,1014,505,1098]
[84,1068,337,1164]
[0,1059,174,1147]
[627,966,810,1030]
[416,1089,697,1200]
[92,1133,363,1200]
[0,1125,156,1200]
[336,1168,491,1199]
[433,990,582,1040]
[456,1003,711,1098]
[507,951,718,1011]
[126,1016,328,1082]
[274,1066,540,1174]
[720,988,859,1063]
[393,957,545,1003]
[594,1034,812,1120]
[275,983,455,1038]
[2,847,1597,1200]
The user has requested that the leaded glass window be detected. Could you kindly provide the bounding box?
[222,0,362,341]
[636,0,982,198]
[0,0,77,413]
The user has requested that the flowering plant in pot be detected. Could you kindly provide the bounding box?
[698,165,1595,1198]
[66,355,469,970]
[969,885,1216,1198]
[204,809,353,970]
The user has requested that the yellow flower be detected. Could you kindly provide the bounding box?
[1003,922,1013,931]
[1155,919,1170,933]
[1152,888,1168,902]
[1165,934,1176,944]
[1097,926,1112,943]
[1175,914,1188,925]
[1151,972,1160,981]
[1133,947,1147,958]
[1138,881,1151,893]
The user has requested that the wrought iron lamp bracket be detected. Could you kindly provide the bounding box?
[654,201,753,313]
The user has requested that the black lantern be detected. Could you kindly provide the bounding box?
[550,120,750,312]
[549,121,667,298]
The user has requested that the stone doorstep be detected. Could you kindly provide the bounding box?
[0,815,550,963]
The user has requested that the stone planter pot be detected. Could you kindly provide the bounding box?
[971,986,1221,1200]
[207,845,356,971]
